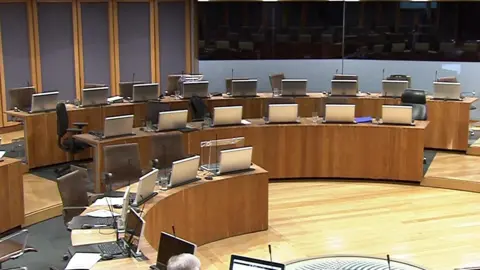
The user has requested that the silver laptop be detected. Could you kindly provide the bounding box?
[103,114,134,138]
[168,155,200,188]
[382,80,408,98]
[117,186,131,231]
[331,80,358,96]
[323,104,356,123]
[267,104,298,123]
[380,105,414,125]
[132,83,159,102]
[217,146,253,175]
[213,106,243,126]
[333,74,358,81]
[157,110,188,131]
[133,169,158,207]
[231,79,258,97]
[30,91,59,113]
[82,87,109,107]
[182,81,209,98]
[281,79,308,96]
[433,82,462,100]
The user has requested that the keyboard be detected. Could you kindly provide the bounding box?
[88,130,104,138]
[89,217,114,226]
[98,242,124,255]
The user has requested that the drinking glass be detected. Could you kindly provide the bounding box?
[174,90,180,99]
[158,175,169,191]
[312,111,319,124]
[273,88,280,97]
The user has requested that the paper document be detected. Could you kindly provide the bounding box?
[86,209,120,218]
[241,120,251,125]
[66,253,101,270]
[0,151,5,159]
[91,197,124,207]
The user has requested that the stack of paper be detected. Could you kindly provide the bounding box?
[66,253,101,270]
[90,197,124,207]
[86,209,120,218]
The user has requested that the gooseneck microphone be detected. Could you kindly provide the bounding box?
[382,68,385,80]
[268,244,272,262]
[435,70,438,82]
[387,254,391,270]
[172,225,176,237]
[132,73,136,83]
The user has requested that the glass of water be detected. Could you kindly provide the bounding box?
[158,174,170,191]
[312,111,319,124]
[203,113,212,128]
[273,88,280,97]
[174,90,180,99]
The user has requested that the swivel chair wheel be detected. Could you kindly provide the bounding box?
[62,253,69,261]
[423,157,427,164]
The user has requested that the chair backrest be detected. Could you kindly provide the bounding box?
[104,143,143,190]
[56,170,89,225]
[269,73,285,90]
[189,95,208,121]
[264,97,295,118]
[56,103,69,138]
[0,229,29,262]
[151,132,186,169]
[401,89,427,104]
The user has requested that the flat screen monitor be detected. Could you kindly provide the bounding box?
[229,255,285,270]
[156,232,196,269]
[8,86,35,110]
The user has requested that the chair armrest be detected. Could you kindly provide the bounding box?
[72,122,88,128]
[87,192,104,205]
[66,128,83,134]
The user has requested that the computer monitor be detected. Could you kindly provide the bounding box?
[103,114,134,138]
[217,146,253,175]
[124,208,145,256]
[132,83,159,102]
[133,169,158,206]
[169,155,200,188]
[229,255,285,270]
[84,83,108,89]
[82,87,109,107]
[182,81,209,99]
[226,77,249,93]
[333,74,358,81]
[213,106,243,126]
[231,79,257,97]
[331,80,358,96]
[281,79,307,97]
[157,110,188,131]
[119,81,146,99]
[155,232,197,270]
[8,86,35,111]
[146,101,171,124]
[267,104,298,123]
[30,91,59,113]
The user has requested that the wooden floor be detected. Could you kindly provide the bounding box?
[23,174,62,226]
[196,181,480,270]
[0,130,24,144]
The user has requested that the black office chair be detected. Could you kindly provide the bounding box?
[400,89,427,120]
[189,95,209,121]
[55,103,90,177]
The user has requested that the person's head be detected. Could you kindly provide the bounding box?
[167,253,201,270]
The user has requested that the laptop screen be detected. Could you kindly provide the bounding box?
[229,255,285,270]
[124,209,144,253]
[156,232,196,267]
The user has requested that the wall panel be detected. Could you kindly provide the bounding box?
[158,1,186,91]
[0,2,32,113]
[117,2,151,82]
[80,2,110,88]
[38,2,76,101]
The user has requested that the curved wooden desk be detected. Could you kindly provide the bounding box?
[71,165,269,269]
[74,118,428,192]
[5,93,474,169]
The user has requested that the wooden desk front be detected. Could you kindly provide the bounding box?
[75,119,427,192]
[70,166,269,269]
[6,93,469,169]
[0,157,24,233]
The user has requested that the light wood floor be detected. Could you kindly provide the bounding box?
[23,174,62,226]
[196,181,480,270]
[0,130,24,145]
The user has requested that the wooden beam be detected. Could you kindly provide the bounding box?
[154,0,160,85]
[73,0,82,99]
[32,0,42,92]
[109,0,116,95]
[113,0,119,94]
[185,0,191,73]
[27,0,37,92]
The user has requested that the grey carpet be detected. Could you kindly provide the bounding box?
[2,217,70,270]
[423,150,437,176]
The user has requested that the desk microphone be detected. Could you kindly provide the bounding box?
[172,225,176,237]
[335,69,338,75]
[387,254,391,270]
[382,68,385,80]
[132,73,136,83]
[268,244,272,262]
[435,70,438,82]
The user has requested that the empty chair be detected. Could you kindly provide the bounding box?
[264,98,296,118]
[400,89,427,120]
[56,170,91,226]
[189,95,209,121]
[104,143,142,190]
[55,103,90,177]
[0,229,36,270]
[150,132,186,169]
[269,73,285,90]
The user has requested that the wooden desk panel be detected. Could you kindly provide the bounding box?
[6,94,474,169]
[0,158,24,233]
[70,166,269,269]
